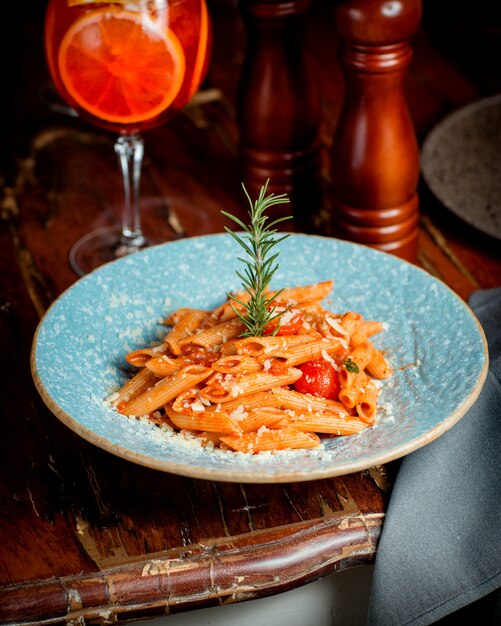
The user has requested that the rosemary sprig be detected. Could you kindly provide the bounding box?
[221,181,292,337]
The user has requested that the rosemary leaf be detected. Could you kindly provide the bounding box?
[223,180,292,337]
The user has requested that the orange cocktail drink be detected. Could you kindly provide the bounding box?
[44,0,211,275]
[45,0,211,133]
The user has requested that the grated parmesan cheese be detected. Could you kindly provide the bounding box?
[191,401,206,412]
[151,344,167,353]
[230,384,244,397]
[326,316,348,336]
[106,391,119,403]
[321,349,339,371]
[339,337,349,350]
[230,405,248,421]
[280,309,295,325]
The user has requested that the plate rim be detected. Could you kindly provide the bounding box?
[30,233,489,483]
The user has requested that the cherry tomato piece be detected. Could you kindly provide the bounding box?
[263,307,303,336]
[294,359,340,400]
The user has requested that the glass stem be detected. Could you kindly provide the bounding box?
[114,133,146,254]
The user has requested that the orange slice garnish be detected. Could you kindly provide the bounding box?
[187,0,210,100]
[58,9,185,125]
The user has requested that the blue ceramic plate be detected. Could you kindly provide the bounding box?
[31,234,488,483]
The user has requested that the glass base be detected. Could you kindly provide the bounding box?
[69,225,148,276]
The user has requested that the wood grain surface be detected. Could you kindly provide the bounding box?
[1,0,500,623]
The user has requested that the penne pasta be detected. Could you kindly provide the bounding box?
[338,342,374,389]
[220,428,321,453]
[199,368,302,403]
[356,381,379,424]
[119,365,212,416]
[178,318,245,349]
[125,345,167,367]
[348,341,374,370]
[350,330,392,379]
[339,371,370,409]
[145,355,187,376]
[358,320,384,337]
[164,307,204,326]
[235,335,316,357]
[365,351,392,379]
[270,281,334,306]
[220,339,239,356]
[164,406,242,435]
[340,311,363,335]
[114,368,159,407]
[276,411,368,436]
[164,309,209,354]
[171,387,208,413]
[236,407,286,432]
[215,391,282,412]
[271,387,349,417]
[258,338,345,367]
[212,354,263,374]
[112,280,392,453]
[211,290,253,322]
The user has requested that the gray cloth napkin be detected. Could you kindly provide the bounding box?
[366,287,501,626]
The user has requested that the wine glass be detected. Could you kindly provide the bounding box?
[44,0,211,275]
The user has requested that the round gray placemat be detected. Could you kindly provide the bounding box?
[421,93,501,241]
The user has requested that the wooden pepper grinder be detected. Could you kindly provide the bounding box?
[330,0,422,260]
[237,0,323,228]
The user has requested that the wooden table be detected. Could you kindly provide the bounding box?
[1,0,500,623]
